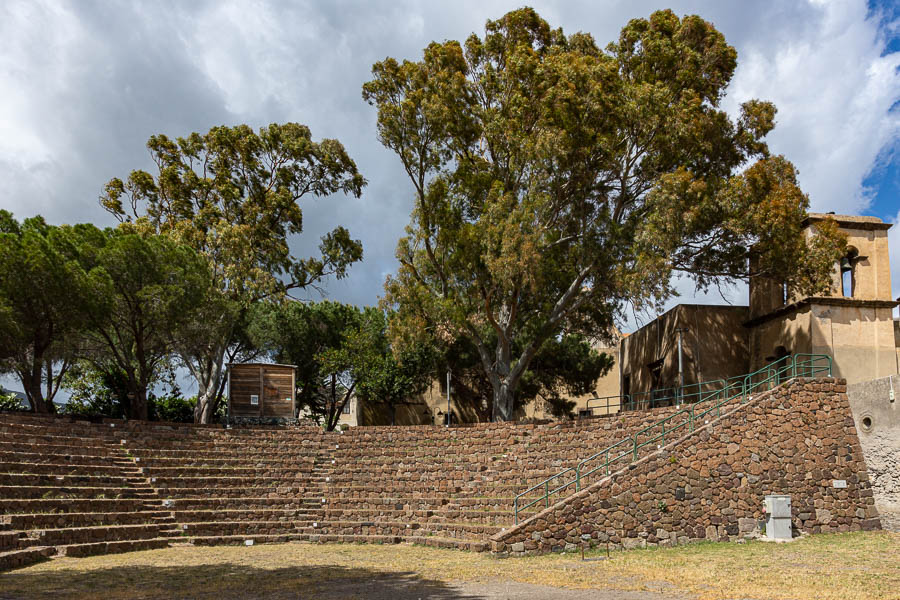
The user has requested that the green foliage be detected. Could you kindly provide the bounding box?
[251,300,361,430]
[60,362,129,419]
[364,8,845,420]
[0,391,25,412]
[351,308,435,425]
[434,333,612,419]
[0,211,101,413]
[151,396,198,423]
[519,335,614,418]
[101,123,366,423]
[252,301,433,430]
[61,362,222,423]
[77,229,211,420]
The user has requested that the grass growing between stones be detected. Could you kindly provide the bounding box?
[0,531,896,599]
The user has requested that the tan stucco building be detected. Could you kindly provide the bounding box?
[747,214,897,382]
[613,213,899,411]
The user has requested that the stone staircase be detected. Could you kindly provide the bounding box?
[0,404,731,570]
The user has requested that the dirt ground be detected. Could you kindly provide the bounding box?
[0,531,897,600]
[302,575,687,600]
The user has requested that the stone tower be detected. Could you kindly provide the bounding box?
[746,214,898,384]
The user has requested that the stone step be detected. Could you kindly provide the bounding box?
[0,451,123,465]
[23,523,166,547]
[0,485,154,500]
[171,519,501,539]
[172,509,321,522]
[139,466,326,478]
[56,537,171,558]
[0,441,117,458]
[0,462,128,476]
[0,473,137,487]
[0,530,25,550]
[121,457,316,469]
[0,546,56,571]
[0,511,171,530]
[183,532,488,552]
[0,498,153,514]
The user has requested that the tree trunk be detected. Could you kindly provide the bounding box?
[191,357,224,424]
[130,388,149,421]
[23,385,50,414]
[324,375,338,431]
[21,361,51,413]
[194,381,219,424]
[491,380,515,422]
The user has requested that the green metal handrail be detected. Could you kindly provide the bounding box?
[512,353,832,524]
[621,378,733,412]
[584,395,629,416]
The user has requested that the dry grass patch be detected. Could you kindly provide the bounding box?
[0,531,897,599]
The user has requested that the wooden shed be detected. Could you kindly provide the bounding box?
[227,363,297,420]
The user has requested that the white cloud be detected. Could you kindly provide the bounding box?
[722,1,900,214]
[0,0,897,317]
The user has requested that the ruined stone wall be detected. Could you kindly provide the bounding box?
[491,378,879,555]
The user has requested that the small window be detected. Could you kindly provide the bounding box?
[342,402,351,415]
[250,394,259,406]
[840,248,858,298]
[841,264,852,297]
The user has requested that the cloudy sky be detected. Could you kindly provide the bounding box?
[2,0,899,327]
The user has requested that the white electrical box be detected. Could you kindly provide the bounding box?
[764,494,792,540]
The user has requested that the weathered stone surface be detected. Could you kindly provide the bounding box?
[738,518,757,533]
[491,379,878,555]
[622,538,645,550]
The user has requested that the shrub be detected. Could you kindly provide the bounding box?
[149,395,228,423]
[150,395,196,423]
[0,391,26,412]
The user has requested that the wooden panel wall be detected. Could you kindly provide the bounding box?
[262,370,295,417]
[229,364,296,418]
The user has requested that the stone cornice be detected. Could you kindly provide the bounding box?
[803,214,892,231]
[743,296,899,328]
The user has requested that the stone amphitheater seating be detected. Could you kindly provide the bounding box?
[0,402,709,570]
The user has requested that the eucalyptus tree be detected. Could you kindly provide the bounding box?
[364,8,845,420]
[101,123,365,422]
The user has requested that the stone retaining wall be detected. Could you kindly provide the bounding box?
[491,378,880,555]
